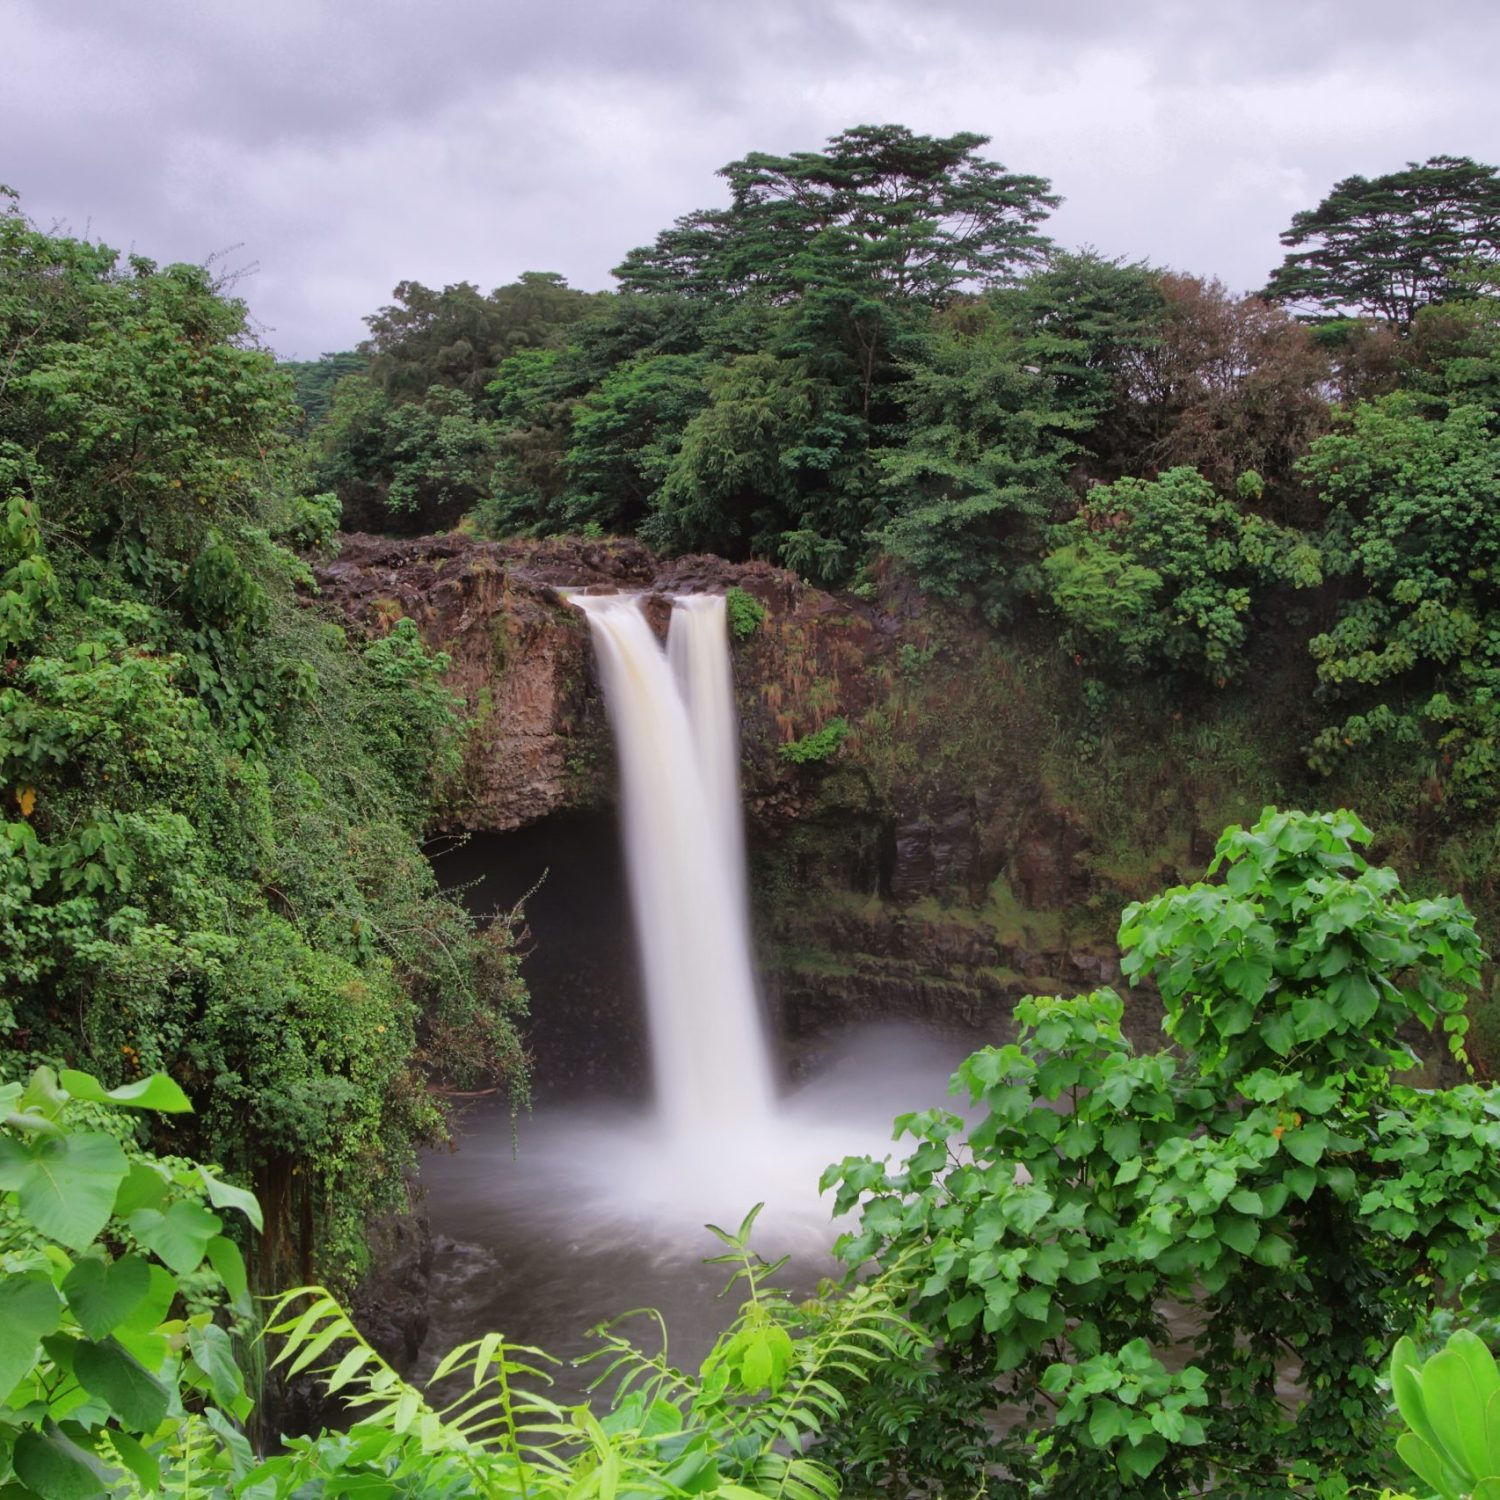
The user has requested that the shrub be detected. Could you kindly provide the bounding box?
[725,585,766,640]
[779,717,850,764]
[824,809,1497,1495]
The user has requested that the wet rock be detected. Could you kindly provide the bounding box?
[314,532,893,835]
[351,1209,435,1371]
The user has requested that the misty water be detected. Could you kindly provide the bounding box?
[417,595,992,1392]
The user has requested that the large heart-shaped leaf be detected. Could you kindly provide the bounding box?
[74,1339,170,1433]
[13,1424,108,1500]
[13,1132,129,1249]
[62,1254,150,1340]
[58,1070,192,1114]
[127,1199,221,1274]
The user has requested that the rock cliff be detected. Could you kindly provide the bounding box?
[313,532,1153,1040]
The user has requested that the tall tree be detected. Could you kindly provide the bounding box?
[362,272,603,398]
[615,124,1058,305]
[1265,155,1500,328]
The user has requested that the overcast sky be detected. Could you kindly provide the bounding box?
[6,0,1499,359]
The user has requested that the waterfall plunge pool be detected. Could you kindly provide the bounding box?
[417,586,998,1394]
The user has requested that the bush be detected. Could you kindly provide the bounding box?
[824,809,1497,1495]
[725,585,766,640]
[779,717,850,764]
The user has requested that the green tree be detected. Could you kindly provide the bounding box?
[280,350,366,426]
[561,352,713,533]
[646,351,871,575]
[1043,467,1322,683]
[997,251,1166,442]
[0,191,527,1283]
[1300,392,1500,809]
[1265,155,1500,328]
[362,273,602,399]
[876,305,1081,622]
[315,377,504,533]
[616,124,1058,305]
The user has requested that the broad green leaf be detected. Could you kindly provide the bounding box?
[1216,1214,1261,1256]
[0,1272,64,1400]
[104,1431,160,1493]
[1227,1189,1264,1216]
[61,1255,150,1340]
[189,1323,248,1416]
[111,1162,169,1218]
[1283,1122,1329,1166]
[1117,1433,1167,1479]
[206,1235,248,1304]
[197,1168,263,1231]
[14,1132,129,1249]
[1424,1339,1499,1486]
[127,1199,221,1274]
[1396,1431,1462,1500]
[1089,1401,1127,1444]
[118,1265,176,1335]
[13,1425,106,1500]
[58,1071,192,1115]
[1250,1233,1293,1268]
[1284,1164,1317,1200]
[74,1340,170,1432]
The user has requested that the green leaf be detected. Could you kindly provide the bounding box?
[1283,1122,1330,1166]
[0,1272,64,1400]
[1227,1189,1264,1216]
[74,1340,170,1432]
[1117,1433,1167,1479]
[206,1235,248,1304]
[1396,1431,1459,1500]
[104,1432,160,1494]
[61,1256,150,1340]
[58,1071,192,1115]
[1089,1401,1127,1444]
[197,1168,263,1232]
[111,1163,168,1219]
[188,1324,247,1417]
[1284,1164,1317,1200]
[12,1426,106,1500]
[13,1132,129,1249]
[1216,1214,1261,1256]
[127,1199,221,1274]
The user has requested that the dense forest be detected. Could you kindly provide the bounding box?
[5,126,1500,1496]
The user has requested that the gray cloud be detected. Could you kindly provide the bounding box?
[5,0,1498,356]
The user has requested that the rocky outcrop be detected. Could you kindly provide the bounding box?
[313,533,892,834]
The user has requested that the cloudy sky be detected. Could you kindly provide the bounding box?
[6,0,1499,358]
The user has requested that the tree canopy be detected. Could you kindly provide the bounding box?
[614,124,1059,305]
[1265,155,1500,328]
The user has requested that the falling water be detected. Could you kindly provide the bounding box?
[571,592,775,1131]
[417,590,988,1375]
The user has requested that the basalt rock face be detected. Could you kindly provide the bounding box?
[314,533,648,832]
[315,531,1131,1034]
[312,533,891,834]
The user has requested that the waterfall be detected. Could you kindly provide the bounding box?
[571,592,775,1132]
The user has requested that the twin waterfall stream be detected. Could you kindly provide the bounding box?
[571,592,775,1133]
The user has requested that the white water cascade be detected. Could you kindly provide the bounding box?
[571,592,776,1132]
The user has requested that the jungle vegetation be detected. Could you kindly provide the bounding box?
[5,125,1500,1496]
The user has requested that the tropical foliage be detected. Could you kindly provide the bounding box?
[0,190,528,1284]
[824,809,1497,1496]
